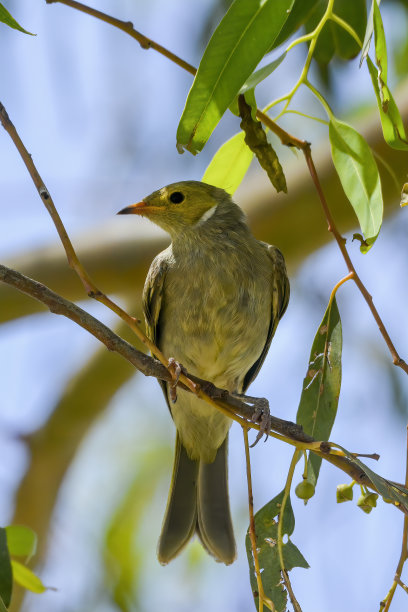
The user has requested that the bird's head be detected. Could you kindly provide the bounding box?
[117,181,236,237]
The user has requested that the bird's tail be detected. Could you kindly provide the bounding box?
[157,433,236,565]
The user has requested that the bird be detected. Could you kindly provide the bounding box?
[118,181,289,565]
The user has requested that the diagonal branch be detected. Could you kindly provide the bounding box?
[1,263,407,511]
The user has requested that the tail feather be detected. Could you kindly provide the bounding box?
[158,434,236,565]
[197,436,236,565]
[158,434,199,564]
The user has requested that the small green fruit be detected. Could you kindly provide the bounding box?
[357,492,379,514]
[336,483,354,503]
[295,480,315,500]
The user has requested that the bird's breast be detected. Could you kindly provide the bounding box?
[159,246,272,392]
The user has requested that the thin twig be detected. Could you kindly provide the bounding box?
[243,426,275,612]
[381,426,408,611]
[45,0,197,76]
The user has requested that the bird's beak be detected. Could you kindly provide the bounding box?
[117,201,161,215]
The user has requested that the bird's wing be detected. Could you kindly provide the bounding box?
[142,251,171,405]
[142,250,169,346]
[242,244,290,392]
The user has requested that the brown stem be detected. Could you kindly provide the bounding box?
[45,0,197,76]
[381,426,408,611]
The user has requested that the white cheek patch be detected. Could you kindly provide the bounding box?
[194,204,218,227]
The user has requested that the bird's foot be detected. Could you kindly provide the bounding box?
[167,358,185,403]
[231,393,271,446]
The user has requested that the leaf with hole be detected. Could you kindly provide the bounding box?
[296,297,342,487]
[246,491,308,612]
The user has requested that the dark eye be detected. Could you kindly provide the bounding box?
[169,191,185,204]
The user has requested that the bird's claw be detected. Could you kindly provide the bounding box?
[250,398,271,447]
[167,358,184,403]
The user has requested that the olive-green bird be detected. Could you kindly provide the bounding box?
[118,181,289,565]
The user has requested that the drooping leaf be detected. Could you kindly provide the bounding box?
[337,447,408,512]
[366,58,408,151]
[202,132,253,194]
[176,0,295,154]
[10,561,46,594]
[5,526,37,560]
[329,117,383,252]
[296,298,342,487]
[0,529,12,608]
[246,491,308,612]
[239,96,287,193]
[239,52,287,98]
[0,3,34,35]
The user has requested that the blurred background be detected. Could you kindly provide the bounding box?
[1,1,408,610]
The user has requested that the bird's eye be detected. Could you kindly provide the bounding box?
[169,191,185,204]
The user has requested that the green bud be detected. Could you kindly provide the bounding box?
[357,492,379,514]
[295,480,315,500]
[336,483,354,503]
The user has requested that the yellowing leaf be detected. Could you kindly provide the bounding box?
[11,561,46,594]
[202,132,253,194]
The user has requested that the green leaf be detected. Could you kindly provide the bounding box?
[177,0,295,154]
[202,132,253,194]
[246,491,308,612]
[240,52,287,97]
[11,561,46,594]
[0,596,8,612]
[336,447,408,512]
[5,526,37,560]
[329,117,383,252]
[296,297,342,487]
[0,3,34,35]
[0,529,12,608]
[366,58,408,151]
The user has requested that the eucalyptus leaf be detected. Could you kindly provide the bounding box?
[272,0,319,50]
[5,526,37,560]
[296,297,342,486]
[367,58,408,151]
[202,132,253,194]
[372,0,387,101]
[177,0,294,154]
[10,561,46,594]
[246,491,308,612]
[0,529,12,608]
[329,117,383,252]
[0,3,34,35]
[0,597,7,612]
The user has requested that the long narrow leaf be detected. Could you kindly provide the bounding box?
[11,561,46,594]
[296,298,342,486]
[177,0,294,154]
[329,117,383,252]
